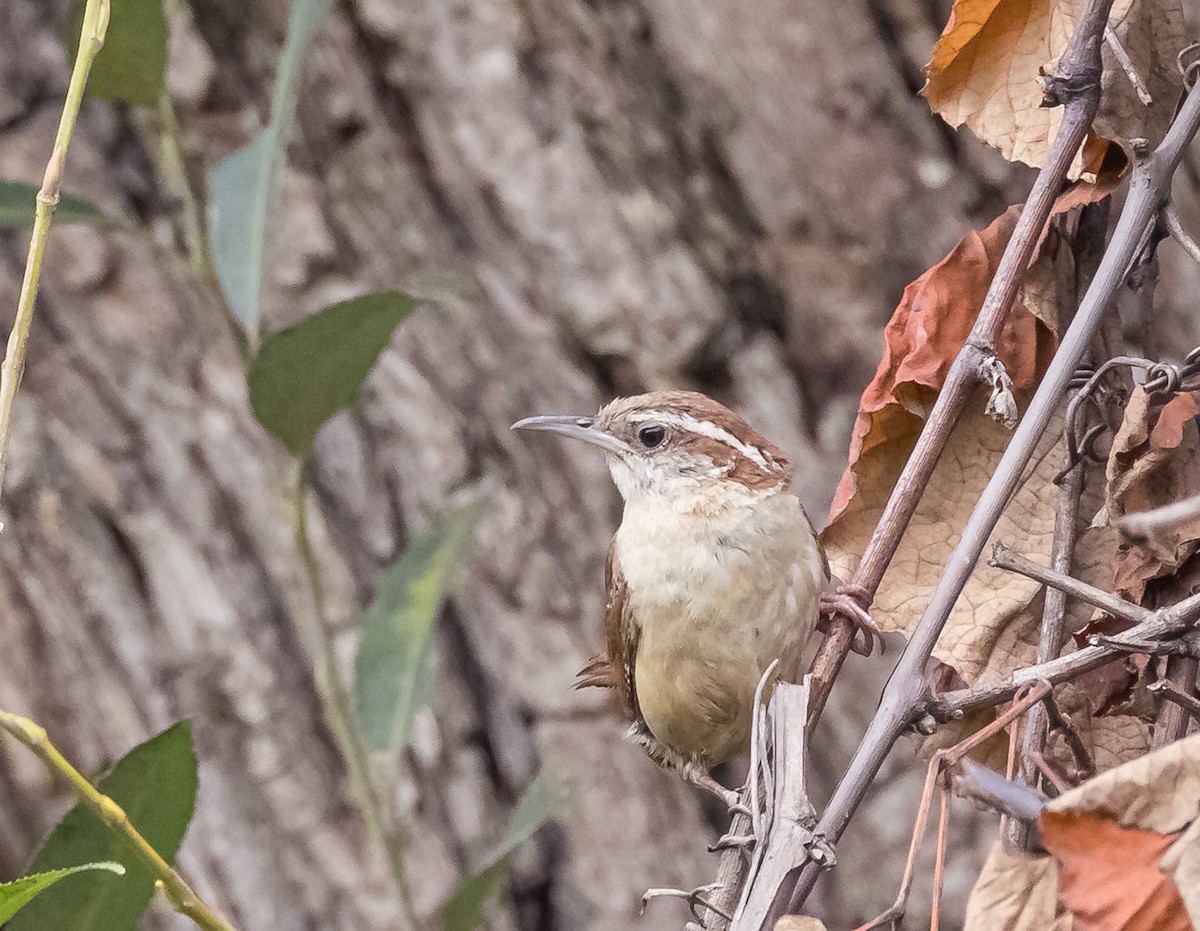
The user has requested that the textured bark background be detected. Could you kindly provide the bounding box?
[1,1,1197,929]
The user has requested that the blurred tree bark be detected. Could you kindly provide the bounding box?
[0,0,1053,928]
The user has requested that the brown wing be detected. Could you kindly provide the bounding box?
[803,503,831,585]
[573,540,640,722]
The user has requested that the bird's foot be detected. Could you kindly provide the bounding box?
[641,883,732,923]
[819,583,884,656]
[684,768,742,811]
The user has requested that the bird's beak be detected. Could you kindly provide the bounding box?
[511,414,633,455]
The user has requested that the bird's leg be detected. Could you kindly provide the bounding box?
[818,582,884,656]
[708,659,778,854]
[683,768,742,810]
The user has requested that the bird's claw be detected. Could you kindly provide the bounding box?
[641,883,731,923]
[819,583,884,656]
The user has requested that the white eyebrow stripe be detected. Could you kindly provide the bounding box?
[628,411,774,471]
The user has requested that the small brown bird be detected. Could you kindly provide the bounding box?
[514,390,871,804]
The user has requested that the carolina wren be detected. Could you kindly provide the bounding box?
[514,390,847,803]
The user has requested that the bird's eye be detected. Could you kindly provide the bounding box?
[638,425,666,449]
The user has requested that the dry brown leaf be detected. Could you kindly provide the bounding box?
[1106,388,1200,601]
[822,204,1165,770]
[924,0,1081,168]
[1040,809,1188,930]
[773,918,828,931]
[827,401,1062,683]
[963,840,1073,931]
[1093,0,1187,152]
[1049,732,1200,832]
[823,206,1075,687]
[826,207,1058,525]
[1160,818,1200,925]
[924,0,1184,168]
[1046,736,1200,927]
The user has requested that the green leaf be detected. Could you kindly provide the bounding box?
[441,775,559,931]
[9,722,198,931]
[0,181,102,228]
[0,862,124,923]
[356,494,488,752]
[441,860,508,931]
[67,0,168,106]
[208,0,333,330]
[247,290,416,457]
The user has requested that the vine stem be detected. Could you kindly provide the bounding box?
[0,0,110,507]
[0,712,236,931]
[291,463,421,930]
[784,70,1200,919]
[805,0,1116,726]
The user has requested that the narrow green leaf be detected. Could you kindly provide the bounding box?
[208,0,333,330]
[9,722,198,931]
[356,494,488,752]
[441,775,559,931]
[247,290,416,456]
[0,181,102,228]
[67,0,167,106]
[0,862,124,923]
[488,775,559,861]
[442,860,509,931]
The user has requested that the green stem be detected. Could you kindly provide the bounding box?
[154,87,250,361]
[291,463,420,929]
[0,712,237,931]
[0,0,110,506]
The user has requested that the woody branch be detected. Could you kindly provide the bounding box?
[783,27,1200,925]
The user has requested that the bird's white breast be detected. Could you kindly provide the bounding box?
[613,481,825,764]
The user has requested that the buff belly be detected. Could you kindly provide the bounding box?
[615,490,825,767]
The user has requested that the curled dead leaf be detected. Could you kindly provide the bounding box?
[1039,809,1188,930]
[963,840,1073,931]
[1160,818,1200,924]
[1048,731,1200,832]
[773,917,828,931]
[1106,388,1200,602]
[1045,734,1200,927]
[924,0,1184,168]
[826,206,1059,525]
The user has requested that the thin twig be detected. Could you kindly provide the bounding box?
[787,70,1200,915]
[930,587,1200,717]
[152,87,250,361]
[852,683,1050,931]
[1008,411,1085,848]
[1104,25,1154,105]
[1151,649,1200,750]
[1041,690,1095,779]
[1150,677,1200,723]
[0,0,110,509]
[0,712,236,931]
[956,759,1048,824]
[1030,750,1072,794]
[990,542,1154,623]
[929,789,949,931]
[1162,204,1200,265]
[1119,493,1200,541]
[805,0,1115,726]
[292,465,420,930]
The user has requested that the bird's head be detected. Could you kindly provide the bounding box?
[512,390,792,502]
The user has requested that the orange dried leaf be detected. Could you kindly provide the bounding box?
[828,207,1054,521]
[924,0,1184,168]
[823,207,1073,687]
[1040,809,1188,931]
